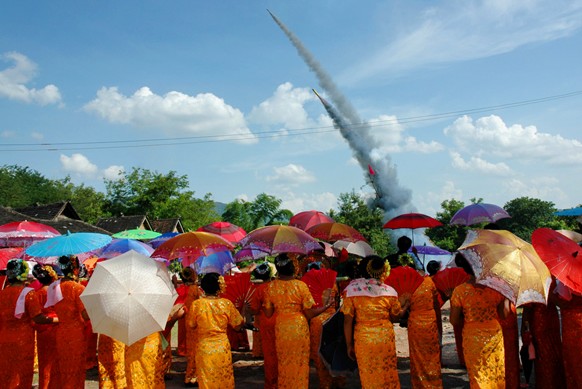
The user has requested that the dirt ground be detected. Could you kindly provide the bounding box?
[76,302,527,388]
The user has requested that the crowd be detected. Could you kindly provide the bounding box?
[1,232,581,389]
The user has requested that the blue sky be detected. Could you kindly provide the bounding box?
[1,1,581,219]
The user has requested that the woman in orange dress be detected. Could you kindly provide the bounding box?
[554,282,582,388]
[498,302,520,389]
[97,334,128,388]
[31,264,60,389]
[250,262,278,389]
[181,267,202,387]
[342,256,408,389]
[48,255,90,389]
[0,259,57,389]
[450,254,509,389]
[408,274,443,388]
[263,253,332,389]
[187,272,244,389]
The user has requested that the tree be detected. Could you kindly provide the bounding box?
[0,165,70,208]
[425,198,467,252]
[222,199,254,233]
[329,191,394,257]
[222,193,292,232]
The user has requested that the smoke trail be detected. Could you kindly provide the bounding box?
[268,10,412,216]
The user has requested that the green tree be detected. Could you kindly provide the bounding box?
[222,199,254,232]
[329,191,393,257]
[425,198,467,252]
[0,165,70,207]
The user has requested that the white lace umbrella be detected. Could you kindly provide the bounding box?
[80,250,177,345]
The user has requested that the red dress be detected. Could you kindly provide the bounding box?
[559,294,582,388]
[251,282,278,389]
[32,287,58,389]
[498,304,520,389]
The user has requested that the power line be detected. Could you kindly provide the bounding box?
[1,89,581,152]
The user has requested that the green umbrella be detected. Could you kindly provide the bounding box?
[112,229,161,240]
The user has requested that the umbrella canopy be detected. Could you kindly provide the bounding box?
[554,207,582,217]
[112,229,161,240]
[193,251,236,275]
[148,232,180,249]
[80,250,177,345]
[0,221,61,247]
[332,240,376,258]
[197,221,246,243]
[25,231,112,258]
[289,210,335,231]
[233,245,271,262]
[458,229,551,306]
[383,213,442,229]
[100,239,154,259]
[0,247,24,270]
[151,231,234,267]
[409,245,451,256]
[450,203,511,226]
[556,229,582,243]
[240,225,322,255]
[306,223,367,243]
[532,228,582,294]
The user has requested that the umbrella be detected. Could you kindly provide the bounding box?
[383,213,442,246]
[25,231,112,258]
[556,229,582,243]
[197,221,246,244]
[332,240,376,258]
[233,245,271,262]
[554,206,582,217]
[306,223,367,243]
[148,232,180,249]
[289,210,335,231]
[151,231,234,267]
[100,239,154,259]
[0,221,61,247]
[193,251,236,275]
[239,225,322,255]
[112,229,162,240]
[0,247,24,270]
[450,203,511,226]
[458,229,552,306]
[409,245,451,256]
[80,250,177,345]
[319,310,358,377]
[532,228,582,294]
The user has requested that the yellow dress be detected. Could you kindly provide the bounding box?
[341,294,403,389]
[451,283,505,389]
[125,332,166,389]
[184,284,201,384]
[264,279,315,389]
[188,297,243,389]
[98,334,127,389]
[408,277,443,388]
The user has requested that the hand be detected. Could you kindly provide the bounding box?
[322,288,332,308]
[347,343,356,361]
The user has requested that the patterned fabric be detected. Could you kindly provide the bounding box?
[50,280,88,389]
[32,287,58,389]
[497,304,520,389]
[263,279,315,389]
[188,297,243,389]
[125,332,166,389]
[345,278,398,298]
[560,295,582,389]
[98,334,127,389]
[341,295,403,389]
[451,283,505,389]
[251,282,277,389]
[184,284,201,383]
[408,277,443,388]
[0,284,38,389]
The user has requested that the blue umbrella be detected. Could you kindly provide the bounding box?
[193,251,235,275]
[26,231,112,258]
[555,207,582,217]
[100,239,154,259]
[149,232,180,249]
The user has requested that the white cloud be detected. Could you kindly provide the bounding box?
[445,115,582,165]
[266,164,316,187]
[450,151,512,176]
[503,177,568,204]
[344,1,582,82]
[248,83,313,129]
[60,153,99,177]
[279,191,337,214]
[31,132,43,141]
[368,115,444,156]
[102,165,125,181]
[0,52,62,105]
[416,180,463,216]
[84,86,256,144]
[1,130,16,138]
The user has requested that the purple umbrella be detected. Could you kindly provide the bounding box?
[149,232,180,249]
[409,245,451,256]
[100,239,154,259]
[450,203,510,226]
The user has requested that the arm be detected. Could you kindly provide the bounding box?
[81,309,90,322]
[449,305,463,327]
[390,297,410,322]
[497,298,510,320]
[304,302,333,320]
[263,304,274,318]
[343,313,356,360]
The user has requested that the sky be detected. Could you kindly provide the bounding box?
[1,1,582,220]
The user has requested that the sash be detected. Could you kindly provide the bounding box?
[15,287,34,319]
[345,278,398,298]
[45,279,64,308]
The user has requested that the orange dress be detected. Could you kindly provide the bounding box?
[251,282,278,389]
[341,294,403,389]
[188,297,243,389]
[264,279,315,389]
[559,294,582,388]
[125,332,166,389]
[451,283,505,389]
[408,277,443,388]
[97,334,127,388]
[497,303,520,389]
[0,284,40,389]
[31,287,58,389]
[50,280,88,389]
[183,284,201,384]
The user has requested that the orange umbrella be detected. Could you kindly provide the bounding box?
[151,231,234,267]
[306,222,366,243]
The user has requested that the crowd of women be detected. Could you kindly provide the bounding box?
[1,235,582,389]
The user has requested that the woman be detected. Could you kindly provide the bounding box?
[263,253,331,389]
[342,256,408,389]
[250,262,278,389]
[0,259,57,389]
[31,264,60,389]
[450,253,509,389]
[498,302,520,389]
[181,267,202,387]
[187,272,244,389]
[408,271,443,388]
[554,282,582,388]
[48,255,90,389]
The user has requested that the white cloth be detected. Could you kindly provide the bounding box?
[345,278,398,298]
[14,287,34,319]
[45,279,63,308]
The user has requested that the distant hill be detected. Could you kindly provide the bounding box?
[214,201,227,216]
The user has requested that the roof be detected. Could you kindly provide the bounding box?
[95,215,153,234]
[151,218,185,233]
[15,201,82,221]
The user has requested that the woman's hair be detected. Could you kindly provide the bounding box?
[180,267,196,283]
[362,255,389,280]
[57,255,80,279]
[32,264,59,286]
[252,261,272,282]
[6,259,29,283]
[454,253,475,277]
[306,261,321,272]
[200,272,221,295]
[426,260,441,276]
[274,253,295,277]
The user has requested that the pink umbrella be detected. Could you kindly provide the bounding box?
[289,210,335,231]
[0,221,61,247]
[197,222,246,243]
[239,225,322,255]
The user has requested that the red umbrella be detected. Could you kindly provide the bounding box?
[0,247,24,270]
[0,221,61,247]
[289,210,335,231]
[239,225,322,255]
[383,213,442,229]
[197,221,247,244]
[532,228,582,294]
[151,232,234,267]
[306,222,367,243]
